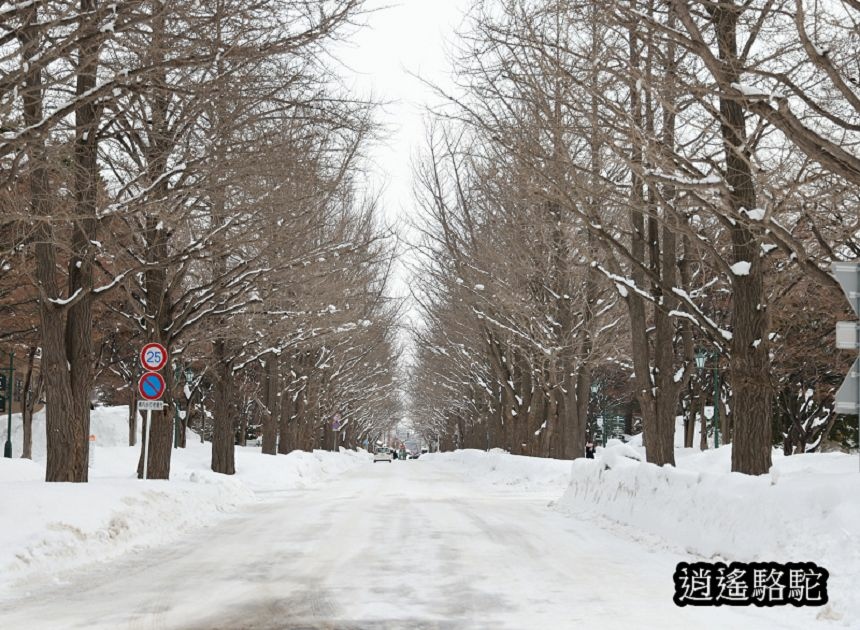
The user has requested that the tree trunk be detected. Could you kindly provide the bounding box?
[560,366,590,460]
[128,384,138,447]
[278,386,294,454]
[140,3,175,476]
[25,1,99,482]
[683,386,695,449]
[238,406,247,447]
[542,385,556,457]
[625,23,661,464]
[711,3,773,474]
[647,226,680,466]
[721,392,732,445]
[178,410,187,448]
[137,393,173,479]
[261,354,278,455]
[209,1,235,475]
[20,347,40,460]
[211,341,235,474]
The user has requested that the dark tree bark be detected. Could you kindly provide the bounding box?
[137,389,173,479]
[261,353,279,455]
[710,2,773,475]
[625,23,662,465]
[128,384,138,447]
[211,340,235,474]
[20,346,41,459]
[278,380,294,455]
[24,1,101,482]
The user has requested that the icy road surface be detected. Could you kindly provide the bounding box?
[0,459,820,629]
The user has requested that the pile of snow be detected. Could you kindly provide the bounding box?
[0,455,255,589]
[6,405,138,461]
[425,434,859,621]
[0,405,369,591]
[555,440,860,623]
[421,448,572,493]
[230,446,370,493]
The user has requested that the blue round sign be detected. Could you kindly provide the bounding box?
[138,372,166,401]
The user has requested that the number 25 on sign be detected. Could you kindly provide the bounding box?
[140,342,168,372]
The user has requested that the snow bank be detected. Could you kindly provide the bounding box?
[0,406,370,591]
[421,448,572,492]
[426,439,859,621]
[555,441,860,623]
[0,456,254,589]
[5,405,137,461]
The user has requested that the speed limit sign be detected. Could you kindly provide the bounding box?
[140,343,168,371]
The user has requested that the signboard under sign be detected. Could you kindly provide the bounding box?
[137,400,165,411]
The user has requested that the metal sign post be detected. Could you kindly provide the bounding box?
[138,342,168,480]
[832,262,860,471]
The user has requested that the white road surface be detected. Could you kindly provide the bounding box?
[0,459,822,629]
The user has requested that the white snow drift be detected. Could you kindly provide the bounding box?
[0,406,370,592]
[428,441,859,624]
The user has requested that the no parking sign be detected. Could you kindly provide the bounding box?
[138,371,166,401]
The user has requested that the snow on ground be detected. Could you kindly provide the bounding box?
[557,441,860,625]
[2,407,858,626]
[428,437,860,625]
[0,456,826,630]
[420,448,572,495]
[0,406,370,592]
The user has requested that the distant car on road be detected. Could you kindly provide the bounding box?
[373,447,393,463]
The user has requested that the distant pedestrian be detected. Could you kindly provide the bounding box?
[585,441,595,459]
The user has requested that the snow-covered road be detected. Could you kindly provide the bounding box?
[0,459,823,629]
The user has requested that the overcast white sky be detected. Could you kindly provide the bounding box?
[332,0,472,302]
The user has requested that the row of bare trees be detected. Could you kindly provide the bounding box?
[1,0,401,482]
[409,0,860,474]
